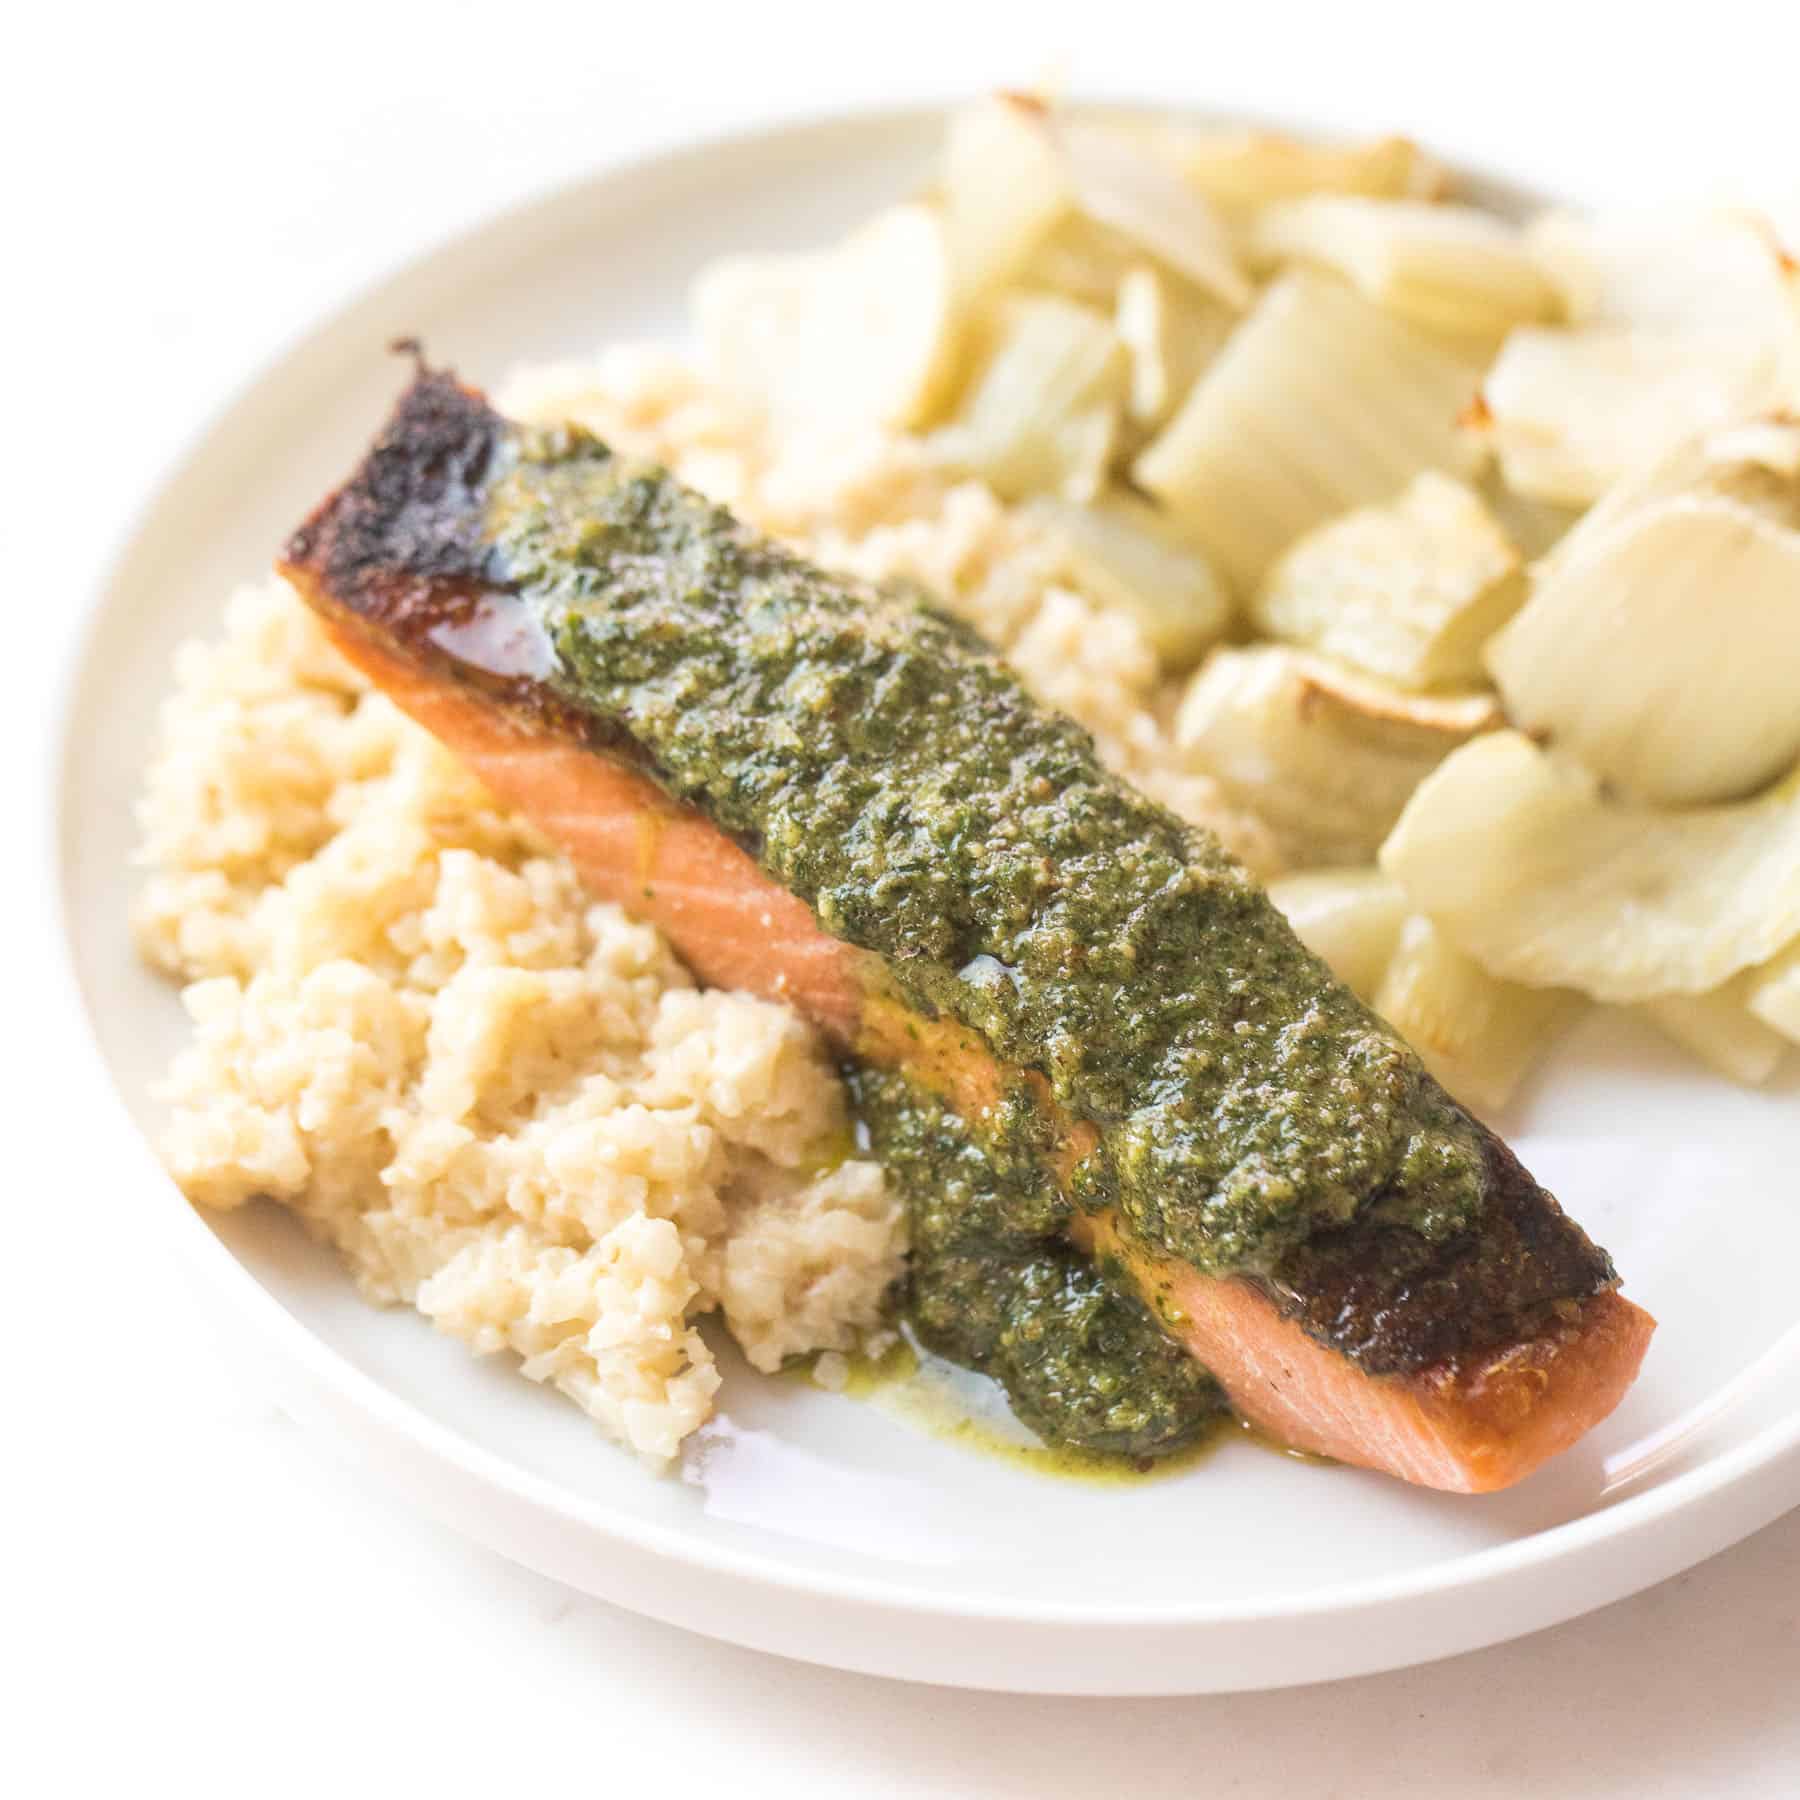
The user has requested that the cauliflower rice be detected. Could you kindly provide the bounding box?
[137,346,1277,1467]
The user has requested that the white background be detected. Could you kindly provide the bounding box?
[11,3,1799,1793]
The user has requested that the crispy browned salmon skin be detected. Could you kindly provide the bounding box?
[280,370,1653,1491]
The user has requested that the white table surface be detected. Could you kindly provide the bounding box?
[13,5,1798,1792]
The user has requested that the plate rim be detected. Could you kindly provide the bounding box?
[49,95,1800,1680]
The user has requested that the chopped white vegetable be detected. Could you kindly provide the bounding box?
[1469,326,1787,505]
[941,97,1252,313]
[694,203,961,433]
[1523,415,1798,609]
[1379,732,1800,1002]
[1139,125,1447,214]
[1525,428,1717,589]
[1175,645,1500,867]
[1375,916,1582,1113]
[1636,974,1790,1086]
[1024,491,1231,667]
[927,293,1126,502]
[1526,208,1799,342]
[1474,466,1580,561]
[1134,272,1482,595]
[698,113,1800,1106]
[1746,941,1800,1045]
[1267,867,1407,1002]
[1704,417,1800,478]
[1252,472,1523,690]
[1252,198,1560,339]
[1055,119,1252,311]
[1486,480,1800,805]
[1017,213,1142,308]
[942,95,1069,302]
[1114,263,1235,430]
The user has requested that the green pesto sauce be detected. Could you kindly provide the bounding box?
[791,1338,1236,1484]
[487,426,1487,1274]
[847,1064,1224,1458]
[485,427,1492,1450]
[788,1338,1336,1483]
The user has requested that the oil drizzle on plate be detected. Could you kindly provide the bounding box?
[788,1332,1318,1486]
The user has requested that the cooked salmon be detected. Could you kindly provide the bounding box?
[280,368,1654,1491]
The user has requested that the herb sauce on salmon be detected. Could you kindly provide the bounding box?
[281,369,1654,1488]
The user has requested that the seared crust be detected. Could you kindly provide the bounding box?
[282,369,603,745]
[1410,1291,1656,1490]
[1261,1131,1618,1375]
[1128,1222,1655,1493]
[285,363,501,622]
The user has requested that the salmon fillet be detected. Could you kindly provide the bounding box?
[279,368,1653,1491]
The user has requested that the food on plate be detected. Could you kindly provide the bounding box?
[1470,327,1791,508]
[1131,270,1481,594]
[141,94,1800,1483]
[1248,197,1561,340]
[1173,644,1501,868]
[263,368,1652,1489]
[1484,420,1800,805]
[1112,262,1236,436]
[1746,943,1800,1045]
[1022,490,1231,667]
[693,202,961,434]
[1271,873,1576,1110]
[926,291,1129,501]
[1266,867,1408,1003]
[1636,976,1791,1088]
[1381,731,1800,1011]
[1251,472,1525,691]
[1525,207,1800,345]
[942,94,1251,312]
[1371,917,1582,1113]
[135,582,906,1464]
[1468,206,1799,503]
[1137,122,1447,216]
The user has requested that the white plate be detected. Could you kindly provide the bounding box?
[51,104,1800,1694]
